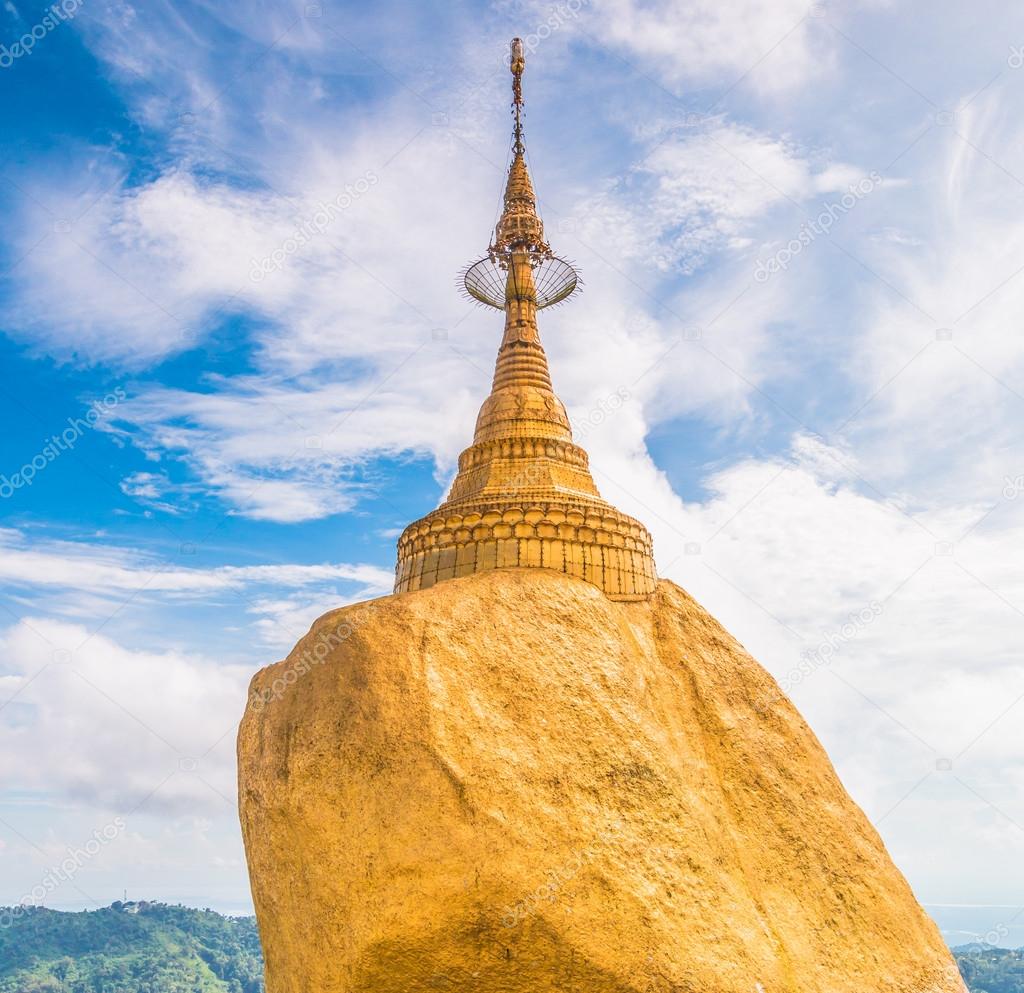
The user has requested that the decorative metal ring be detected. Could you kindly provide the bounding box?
[461,255,580,310]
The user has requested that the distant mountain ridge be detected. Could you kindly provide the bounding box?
[0,902,263,992]
[0,900,1017,993]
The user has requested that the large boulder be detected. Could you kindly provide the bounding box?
[238,568,964,993]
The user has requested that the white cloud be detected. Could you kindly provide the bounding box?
[835,87,1024,509]
[25,115,851,524]
[119,470,195,516]
[2,0,873,526]
[0,528,392,597]
[569,122,865,275]
[0,618,246,815]
[0,529,394,654]
[245,591,363,650]
[688,457,1024,901]
[582,0,836,93]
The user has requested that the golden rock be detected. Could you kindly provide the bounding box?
[238,569,965,993]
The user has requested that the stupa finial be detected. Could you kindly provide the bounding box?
[488,38,551,265]
[462,41,575,313]
[511,37,525,156]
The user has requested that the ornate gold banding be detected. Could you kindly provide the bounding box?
[395,502,656,600]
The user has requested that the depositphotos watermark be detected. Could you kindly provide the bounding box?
[1002,474,1024,500]
[516,0,591,56]
[0,818,126,928]
[249,171,379,282]
[0,0,84,68]
[250,605,378,709]
[492,388,632,500]
[501,818,622,928]
[570,387,631,443]
[754,600,883,714]
[1,388,126,499]
[972,921,1010,947]
[786,600,882,688]
[754,172,883,283]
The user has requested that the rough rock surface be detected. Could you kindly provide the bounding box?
[238,569,965,993]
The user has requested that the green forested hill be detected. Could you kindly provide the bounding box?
[955,947,1024,993]
[0,903,263,993]
[0,900,1017,993]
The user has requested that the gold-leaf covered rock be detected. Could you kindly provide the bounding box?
[238,569,965,993]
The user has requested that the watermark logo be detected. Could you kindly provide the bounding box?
[0,817,126,928]
[1002,474,1024,500]
[974,921,1010,947]
[249,604,379,709]
[510,0,591,58]
[1,389,126,499]
[570,387,631,443]
[0,0,85,69]
[489,387,631,501]
[786,601,883,688]
[755,600,883,714]
[754,172,883,283]
[501,818,621,928]
[249,171,379,282]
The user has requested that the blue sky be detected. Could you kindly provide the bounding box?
[2,0,1024,946]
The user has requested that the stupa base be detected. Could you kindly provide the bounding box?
[394,499,656,599]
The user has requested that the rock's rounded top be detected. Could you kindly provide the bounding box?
[240,569,965,993]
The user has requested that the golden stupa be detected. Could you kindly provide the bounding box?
[394,39,656,601]
[238,40,967,993]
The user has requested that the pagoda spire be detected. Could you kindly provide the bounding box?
[511,37,525,156]
[474,40,565,445]
[394,39,657,601]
